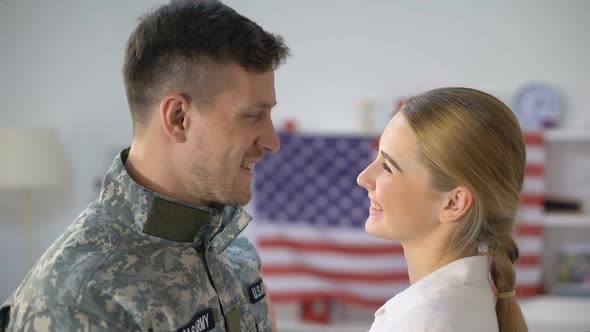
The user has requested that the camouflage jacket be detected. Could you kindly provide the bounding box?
[1,149,271,332]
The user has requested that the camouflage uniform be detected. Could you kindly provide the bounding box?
[1,149,271,332]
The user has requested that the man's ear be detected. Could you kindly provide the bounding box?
[439,185,473,224]
[159,93,191,143]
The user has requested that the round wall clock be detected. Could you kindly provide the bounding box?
[514,83,561,129]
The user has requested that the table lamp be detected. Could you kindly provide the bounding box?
[0,128,65,264]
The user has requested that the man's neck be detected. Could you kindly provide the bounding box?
[126,143,210,207]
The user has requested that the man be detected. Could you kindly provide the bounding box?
[1,0,289,331]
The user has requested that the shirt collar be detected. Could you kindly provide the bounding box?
[376,256,491,316]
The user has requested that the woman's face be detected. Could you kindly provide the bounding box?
[357,112,444,241]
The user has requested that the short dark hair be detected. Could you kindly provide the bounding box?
[123,0,290,126]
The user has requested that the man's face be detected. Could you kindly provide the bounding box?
[182,64,280,206]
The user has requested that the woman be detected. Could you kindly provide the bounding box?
[357,87,528,332]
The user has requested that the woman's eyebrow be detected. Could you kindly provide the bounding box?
[381,151,403,173]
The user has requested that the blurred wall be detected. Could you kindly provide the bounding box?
[0,0,589,300]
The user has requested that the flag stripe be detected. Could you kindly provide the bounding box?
[269,292,391,307]
[516,255,541,266]
[255,223,392,244]
[258,238,404,255]
[523,176,545,194]
[264,275,409,299]
[516,285,544,297]
[261,248,408,272]
[526,147,546,164]
[521,194,544,206]
[516,224,543,236]
[524,133,544,146]
[525,165,544,177]
[262,265,409,282]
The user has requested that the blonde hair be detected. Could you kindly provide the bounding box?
[402,87,528,332]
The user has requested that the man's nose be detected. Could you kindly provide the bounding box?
[257,120,281,153]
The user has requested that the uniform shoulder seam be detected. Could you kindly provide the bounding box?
[73,230,133,306]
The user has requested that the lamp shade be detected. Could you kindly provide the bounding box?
[0,128,65,189]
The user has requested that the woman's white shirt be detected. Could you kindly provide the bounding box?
[369,256,498,332]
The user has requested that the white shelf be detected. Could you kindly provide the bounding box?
[519,296,590,332]
[545,129,590,142]
[545,213,590,227]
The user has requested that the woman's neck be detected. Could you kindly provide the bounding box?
[402,236,465,285]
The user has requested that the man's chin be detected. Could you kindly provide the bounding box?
[235,191,252,207]
[218,189,252,207]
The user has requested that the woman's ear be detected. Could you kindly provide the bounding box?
[439,186,473,224]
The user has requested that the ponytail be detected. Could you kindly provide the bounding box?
[490,236,528,332]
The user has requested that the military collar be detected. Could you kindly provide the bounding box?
[99,148,252,251]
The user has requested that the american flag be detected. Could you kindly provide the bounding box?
[252,132,544,308]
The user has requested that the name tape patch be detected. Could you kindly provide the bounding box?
[177,308,215,332]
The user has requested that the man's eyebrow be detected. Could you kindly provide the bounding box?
[247,101,277,110]
[381,151,403,173]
